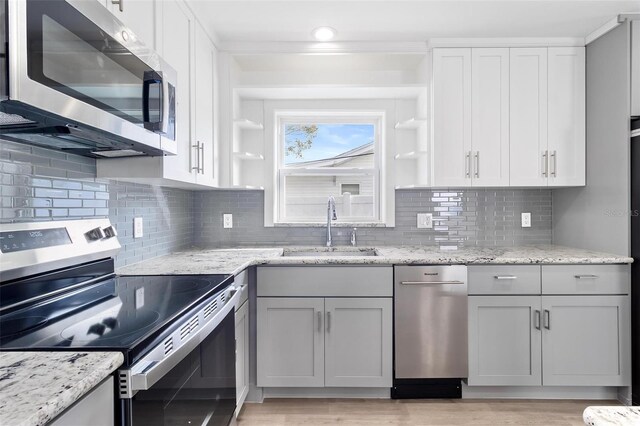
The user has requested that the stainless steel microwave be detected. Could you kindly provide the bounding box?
[0,0,177,158]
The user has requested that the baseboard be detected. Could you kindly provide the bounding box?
[617,387,632,406]
[462,383,619,400]
[262,387,391,399]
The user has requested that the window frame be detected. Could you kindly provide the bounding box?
[275,112,383,225]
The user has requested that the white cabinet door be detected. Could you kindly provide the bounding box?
[471,48,510,187]
[108,0,156,49]
[157,0,196,183]
[256,298,325,387]
[541,295,631,386]
[510,48,548,186]
[194,23,217,186]
[235,300,249,416]
[547,47,585,187]
[468,296,542,386]
[432,48,472,187]
[324,298,392,387]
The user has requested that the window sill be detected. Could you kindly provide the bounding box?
[273,222,388,228]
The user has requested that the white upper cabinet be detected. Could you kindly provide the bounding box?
[509,48,548,186]
[107,0,156,50]
[432,48,472,187]
[471,48,510,187]
[157,0,195,183]
[194,23,218,186]
[547,47,585,187]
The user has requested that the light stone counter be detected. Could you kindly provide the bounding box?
[0,351,123,426]
[117,245,633,276]
[583,406,640,425]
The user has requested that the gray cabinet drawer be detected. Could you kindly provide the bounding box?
[468,266,541,295]
[257,266,393,297]
[542,265,630,295]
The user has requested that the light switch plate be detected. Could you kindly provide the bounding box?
[521,212,532,228]
[223,214,233,229]
[133,217,143,238]
[135,287,145,309]
[417,213,433,229]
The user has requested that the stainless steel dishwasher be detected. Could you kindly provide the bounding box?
[392,265,468,399]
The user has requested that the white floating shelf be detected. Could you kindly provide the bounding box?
[231,185,265,190]
[233,151,265,161]
[394,118,428,129]
[394,151,428,160]
[233,118,264,130]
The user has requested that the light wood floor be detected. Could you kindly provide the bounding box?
[237,398,614,425]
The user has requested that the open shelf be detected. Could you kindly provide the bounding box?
[233,118,264,130]
[395,184,429,190]
[230,185,265,190]
[394,118,428,129]
[233,151,265,161]
[394,151,428,160]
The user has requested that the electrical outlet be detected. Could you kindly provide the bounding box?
[417,213,433,229]
[133,217,143,238]
[135,287,145,309]
[521,212,532,228]
[223,214,233,229]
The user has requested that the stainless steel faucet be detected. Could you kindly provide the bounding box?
[326,196,337,247]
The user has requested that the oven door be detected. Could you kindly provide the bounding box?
[122,289,239,426]
[4,0,176,151]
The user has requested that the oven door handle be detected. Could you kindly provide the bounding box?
[129,288,241,393]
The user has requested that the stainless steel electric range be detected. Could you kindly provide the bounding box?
[0,219,239,426]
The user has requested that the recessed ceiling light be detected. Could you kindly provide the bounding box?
[312,27,336,42]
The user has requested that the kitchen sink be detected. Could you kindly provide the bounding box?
[282,248,378,257]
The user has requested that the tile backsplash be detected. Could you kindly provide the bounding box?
[193,188,552,248]
[0,139,193,267]
[2,138,552,268]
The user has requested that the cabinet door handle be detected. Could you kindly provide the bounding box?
[111,0,123,12]
[474,151,480,178]
[542,151,548,177]
[317,311,322,333]
[326,311,331,332]
[575,275,599,279]
[494,275,517,280]
[200,143,205,174]
[544,309,551,330]
[191,142,201,172]
[465,152,471,178]
[534,310,541,330]
[550,150,557,177]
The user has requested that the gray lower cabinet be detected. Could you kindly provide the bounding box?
[49,377,114,426]
[257,297,325,387]
[324,298,393,387]
[468,296,542,386]
[256,296,392,388]
[541,295,631,386]
[235,299,250,415]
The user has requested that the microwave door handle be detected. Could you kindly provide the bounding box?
[160,73,170,135]
[128,288,241,392]
[142,71,162,131]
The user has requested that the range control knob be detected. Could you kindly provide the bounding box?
[103,226,118,238]
[85,227,105,241]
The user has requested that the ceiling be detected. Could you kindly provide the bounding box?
[188,0,640,44]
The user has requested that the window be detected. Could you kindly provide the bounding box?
[276,113,381,224]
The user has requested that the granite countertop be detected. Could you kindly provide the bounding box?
[0,352,124,426]
[117,245,633,276]
[583,406,640,425]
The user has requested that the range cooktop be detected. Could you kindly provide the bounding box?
[0,274,233,355]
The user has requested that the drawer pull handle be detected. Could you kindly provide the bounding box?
[574,275,599,279]
[494,275,517,280]
[534,310,541,330]
[400,281,465,285]
[544,309,551,330]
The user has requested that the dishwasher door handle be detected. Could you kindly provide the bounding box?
[400,280,465,285]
